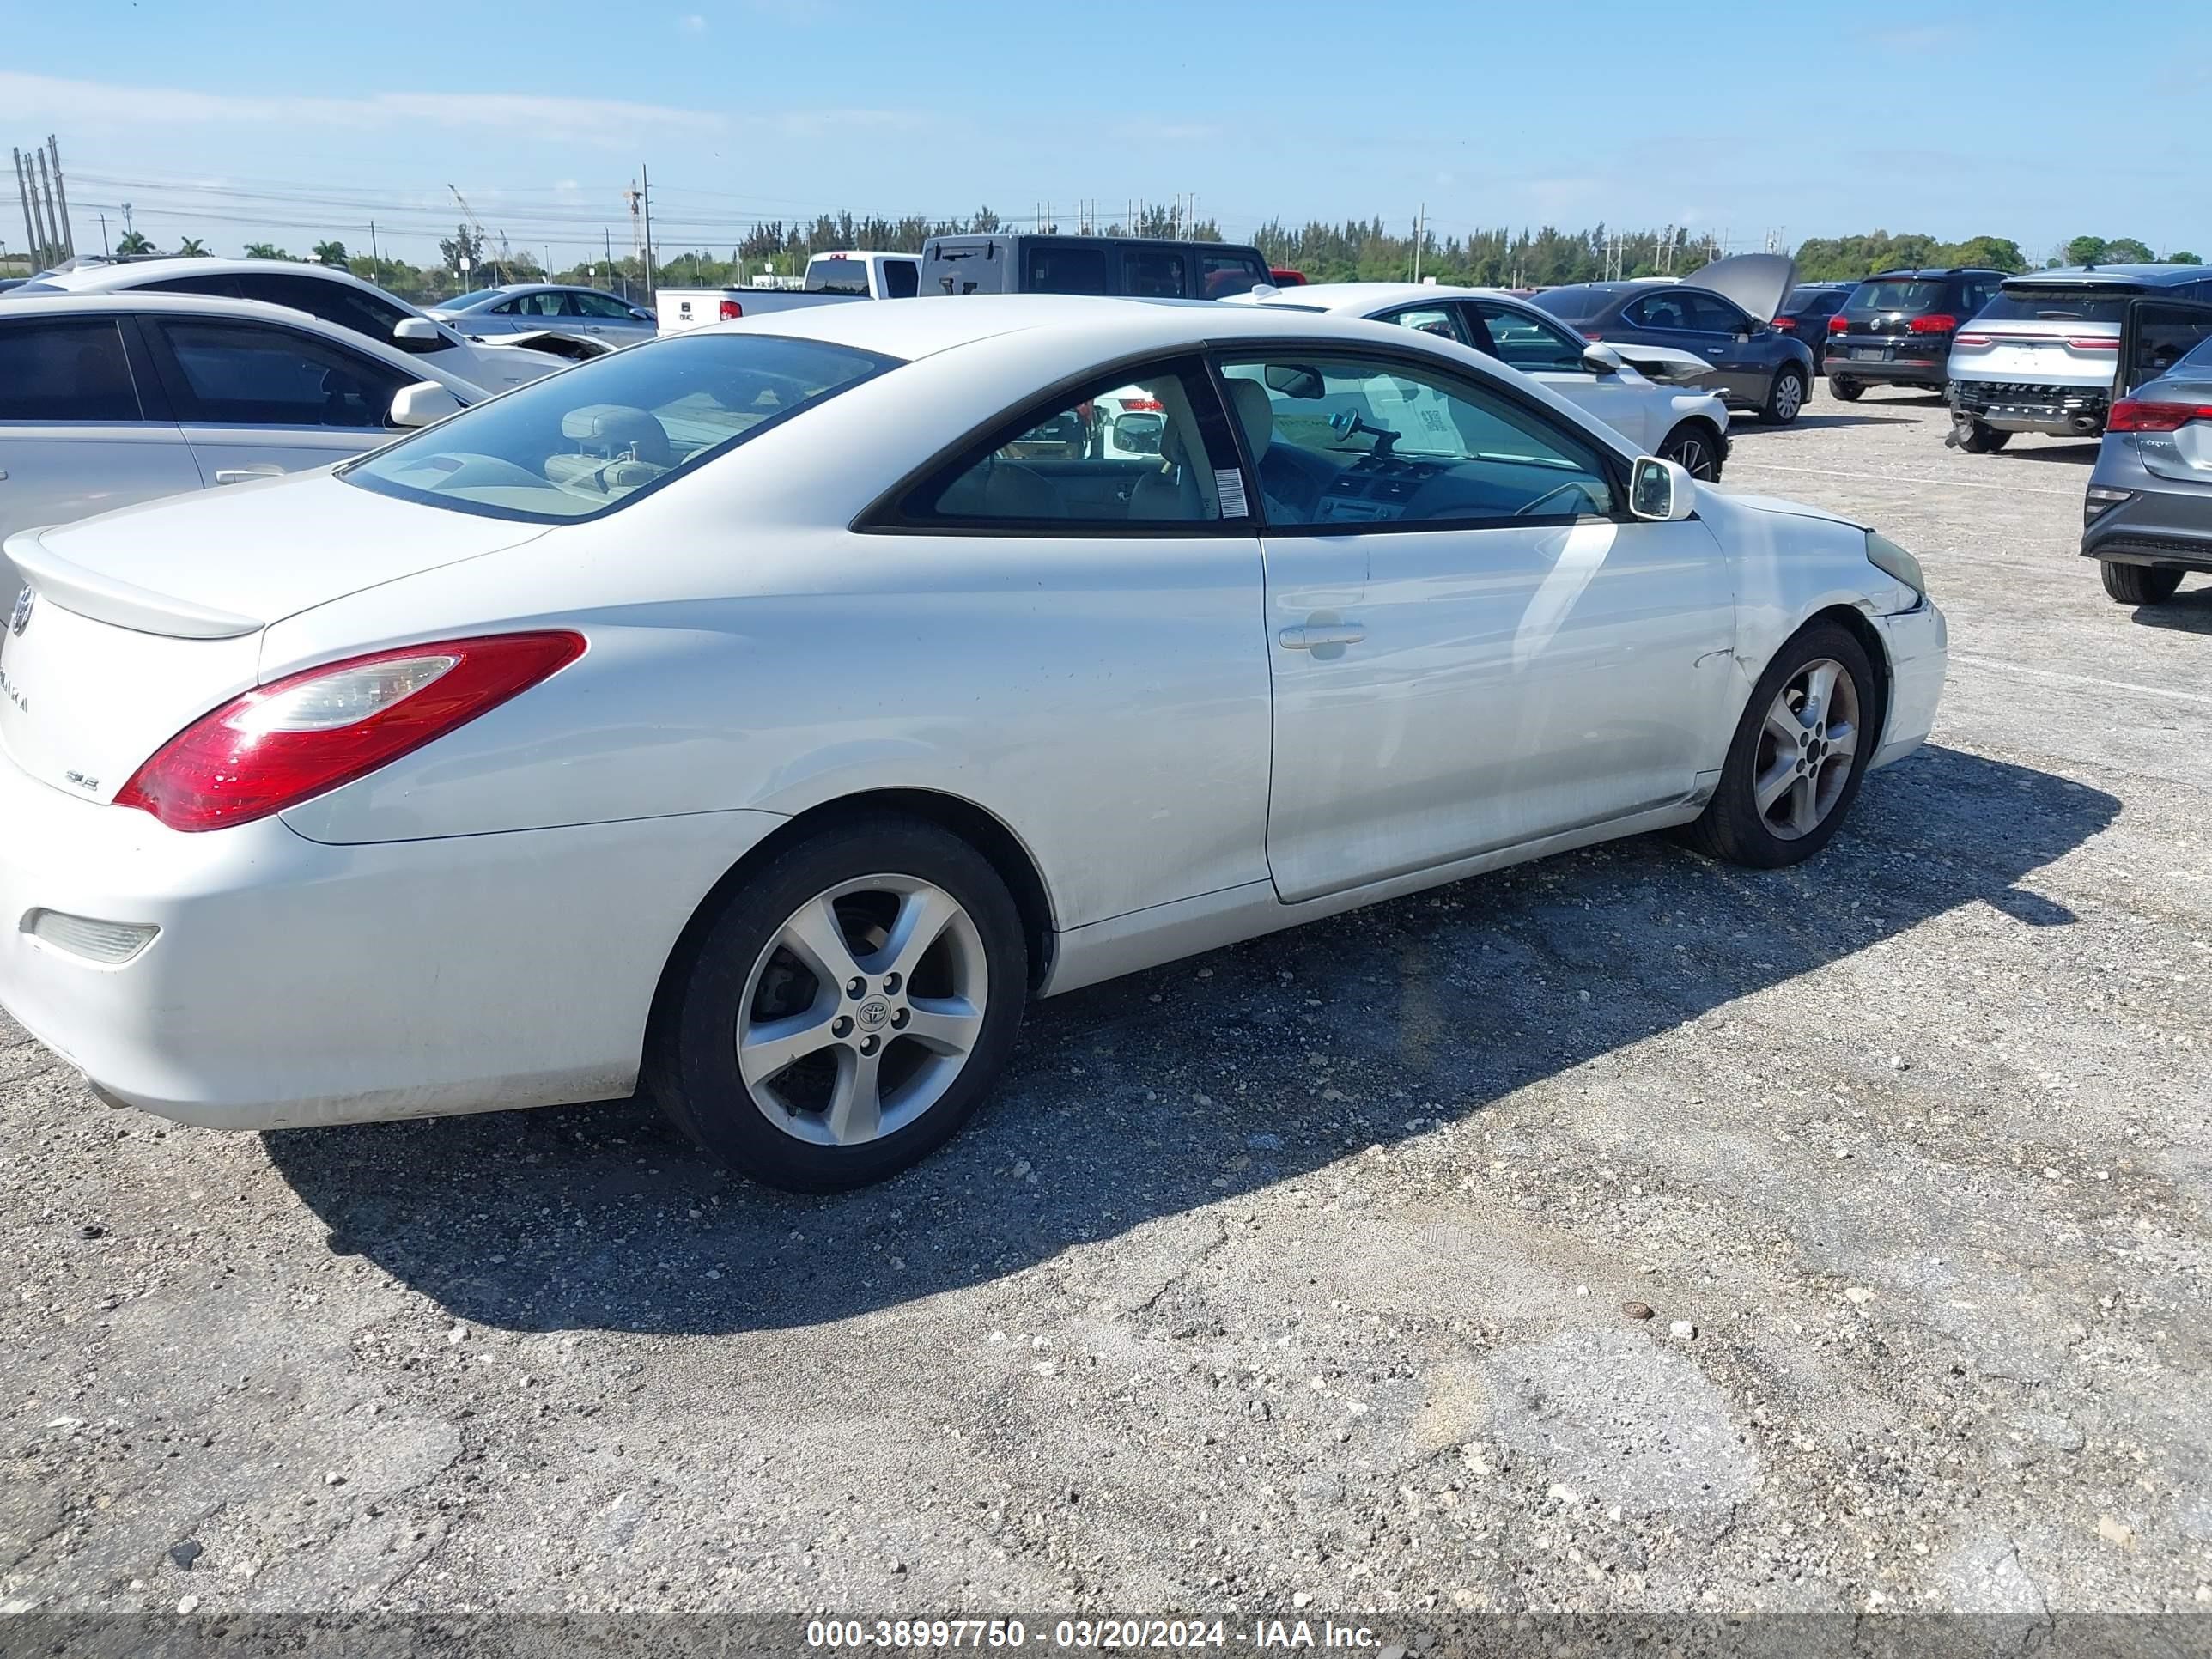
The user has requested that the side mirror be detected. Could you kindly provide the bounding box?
[1582,343,1625,374]
[1629,456,1696,522]
[388,380,463,429]
[392,316,444,349]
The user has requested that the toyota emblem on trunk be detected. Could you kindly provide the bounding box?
[8,587,30,638]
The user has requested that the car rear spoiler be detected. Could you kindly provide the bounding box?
[3,530,263,640]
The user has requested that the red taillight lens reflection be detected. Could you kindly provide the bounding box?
[1828,314,1850,333]
[1908,313,1959,333]
[1954,331,1993,347]
[718,299,743,320]
[114,632,586,833]
[2109,399,2212,432]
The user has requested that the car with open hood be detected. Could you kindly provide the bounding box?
[1530,254,1818,425]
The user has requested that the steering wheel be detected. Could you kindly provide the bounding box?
[1514,482,1593,519]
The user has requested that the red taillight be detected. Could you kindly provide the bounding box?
[2069,337,2119,351]
[1581,331,1601,342]
[1772,316,1796,331]
[1907,313,1959,333]
[1120,396,1164,413]
[1828,314,1850,333]
[1954,331,1993,347]
[718,299,743,320]
[2109,399,2212,432]
[115,632,586,833]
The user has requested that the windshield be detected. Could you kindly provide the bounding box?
[1979,286,2139,325]
[1780,286,1837,315]
[807,258,870,295]
[342,333,896,523]
[1848,280,1948,313]
[436,287,510,311]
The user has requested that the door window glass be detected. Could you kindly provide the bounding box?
[1200,250,1268,299]
[908,362,1227,526]
[230,272,415,345]
[0,319,144,421]
[572,291,637,319]
[1218,355,1615,527]
[1381,307,1467,345]
[1122,249,1188,299]
[1684,292,1753,333]
[1469,303,1589,371]
[881,260,921,300]
[154,319,413,428]
[1624,291,1695,331]
[1023,245,1109,295]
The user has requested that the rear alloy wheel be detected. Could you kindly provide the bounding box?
[1952,420,2011,453]
[648,817,1028,1191]
[1761,366,1808,425]
[1658,422,1723,482]
[1829,376,1865,402]
[1680,623,1876,869]
[2100,562,2185,605]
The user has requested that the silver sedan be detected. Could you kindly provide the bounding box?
[430,283,657,348]
[0,296,1946,1191]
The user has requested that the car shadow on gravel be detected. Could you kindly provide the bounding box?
[1745,414,1918,432]
[263,744,2117,1337]
[2127,586,2212,633]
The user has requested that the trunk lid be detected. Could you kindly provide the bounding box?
[1686,253,1797,323]
[0,471,544,806]
[1949,317,2121,387]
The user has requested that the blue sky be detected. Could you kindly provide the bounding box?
[3,0,2204,269]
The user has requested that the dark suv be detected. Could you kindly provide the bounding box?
[1771,282,1855,375]
[918,235,1273,301]
[1826,268,2005,400]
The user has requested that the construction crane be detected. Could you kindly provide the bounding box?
[447,183,501,286]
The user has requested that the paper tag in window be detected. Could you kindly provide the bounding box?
[1214,469,1249,519]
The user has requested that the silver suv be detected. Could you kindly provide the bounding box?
[1948,264,2212,452]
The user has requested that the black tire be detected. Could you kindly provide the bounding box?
[1829,376,1865,402]
[1657,421,1723,482]
[647,816,1030,1192]
[1954,421,2010,453]
[2100,562,2184,605]
[1680,622,1879,870]
[1760,366,1808,425]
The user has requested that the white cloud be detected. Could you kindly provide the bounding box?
[679,11,708,30]
[0,70,726,142]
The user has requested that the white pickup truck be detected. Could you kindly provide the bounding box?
[656,250,921,337]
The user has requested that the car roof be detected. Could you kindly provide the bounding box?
[709,291,1511,366]
[1243,282,1528,312]
[27,256,401,298]
[2004,264,2205,289]
[1861,268,2004,281]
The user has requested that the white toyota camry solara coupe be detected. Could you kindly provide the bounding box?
[0,295,1947,1190]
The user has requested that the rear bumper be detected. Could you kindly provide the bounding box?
[1828,346,1948,386]
[1950,379,2111,436]
[2082,520,2212,574]
[0,758,781,1131]
[1869,599,1948,771]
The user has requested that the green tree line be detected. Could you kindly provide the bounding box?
[82,215,2205,305]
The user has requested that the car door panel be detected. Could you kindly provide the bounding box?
[1687,293,1771,404]
[1264,516,1734,902]
[1221,350,1736,905]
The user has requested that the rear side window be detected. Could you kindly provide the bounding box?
[1122,249,1188,299]
[1470,303,1588,372]
[881,260,920,300]
[143,273,245,299]
[1530,287,1605,322]
[0,318,144,421]
[1978,287,2137,325]
[1024,246,1109,295]
[151,318,412,429]
[343,333,895,523]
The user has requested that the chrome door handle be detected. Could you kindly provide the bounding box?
[1279,623,1365,651]
[213,465,285,484]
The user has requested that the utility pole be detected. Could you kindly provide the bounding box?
[368,220,380,264]
[605,227,617,298]
[98,211,108,258]
[1413,203,1425,282]
[639,162,654,288]
[33,149,58,260]
[46,136,71,258]
[14,150,40,267]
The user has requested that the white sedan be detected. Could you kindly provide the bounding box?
[1230,282,1733,481]
[0,294,482,545]
[9,257,586,391]
[0,296,1946,1191]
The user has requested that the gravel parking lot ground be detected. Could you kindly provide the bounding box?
[4,388,2208,1624]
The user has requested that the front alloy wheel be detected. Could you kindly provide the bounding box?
[1680,622,1877,869]
[1659,422,1723,482]
[1763,367,1807,425]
